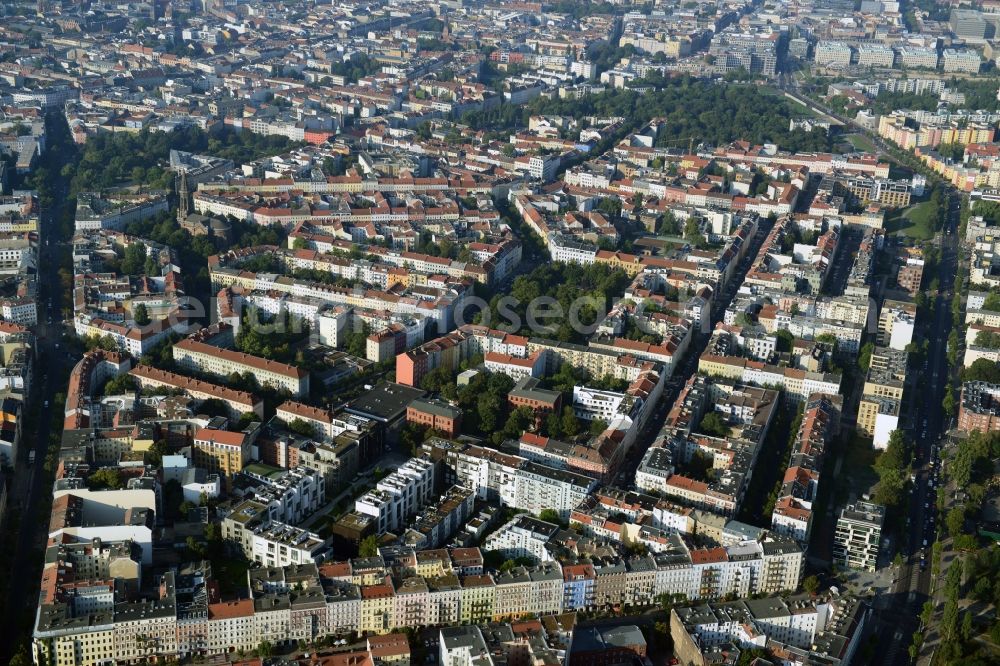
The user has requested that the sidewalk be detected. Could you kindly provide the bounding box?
[917,478,959,665]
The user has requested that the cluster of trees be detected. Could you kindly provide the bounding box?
[872,430,912,510]
[400,421,434,456]
[145,440,171,468]
[66,126,302,194]
[436,370,515,445]
[82,333,123,354]
[113,211,283,304]
[871,91,939,116]
[622,317,661,344]
[929,185,950,234]
[291,266,354,288]
[328,54,384,83]
[540,362,628,395]
[240,253,281,273]
[414,231,470,261]
[972,199,1000,225]
[951,77,1000,111]
[359,535,379,557]
[417,37,460,53]
[475,262,631,344]
[962,358,1000,383]
[235,306,309,363]
[657,211,682,236]
[460,78,830,154]
[949,430,1000,491]
[342,323,370,359]
[287,418,318,439]
[419,364,592,445]
[20,114,77,216]
[545,0,616,18]
[591,43,638,76]
[102,373,137,397]
[937,142,966,162]
[979,289,1000,313]
[930,553,1000,664]
[756,405,804,522]
[973,330,1000,348]
[774,328,795,353]
[647,83,831,153]
[87,468,124,491]
[698,411,729,437]
[120,241,157,276]
[138,334,182,370]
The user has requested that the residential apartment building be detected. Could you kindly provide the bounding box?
[958,381,1000,434]
[354,457,437,534]
[856,347,906,447]
[192,428,250,481]
[671,594,870,666]
[942,48,982,73]
[814,41,853,68]
[173,339,310,398]
[856,45,895,68]
[832,501,884,572]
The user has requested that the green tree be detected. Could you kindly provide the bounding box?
[560,406,580,438]
[684,217,703,246]
[197,398,230,419]
[544,412,562,439]
[255,640,274,658]
[589,418,609,436]
[802,575,820,594]
[287,418,316,438]
[502,406,536,440]
[774,328,794,352]
[963,358,1000,383]
[103,373,136,396]
[698,411,728,437]
[359,535,379,557]
[858,342,875,372]
[538,508,563,525]
[120,242,148,275]
[477,393,503,432]
[942,385,956,416]
[87,468,124,490]
[946,506,966,538]
[236,412,258,430]
[133,303,150,326]
[873,430,912,509]
[960,611,974,642]
[146,439,170,467]
[8,643,31,666]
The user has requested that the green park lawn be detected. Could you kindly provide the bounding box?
[886,201,938,241]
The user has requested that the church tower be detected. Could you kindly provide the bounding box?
[176,170,189,223]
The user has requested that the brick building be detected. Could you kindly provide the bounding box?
[507,376,563,417]
[406,398,463,438]
[958,381,1000,433]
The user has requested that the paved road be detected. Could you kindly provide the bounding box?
[0,116,79,660]
[778,72,961,665]
[873,191,960,666]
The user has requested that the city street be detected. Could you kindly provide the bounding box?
[0,119,79,662]
[873,191,961,666]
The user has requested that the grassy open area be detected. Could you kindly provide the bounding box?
[844,133,876,153]
[885,200,938,241]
